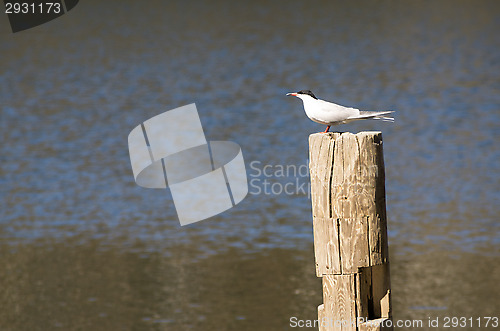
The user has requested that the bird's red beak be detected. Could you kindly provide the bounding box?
[286,92,297,97]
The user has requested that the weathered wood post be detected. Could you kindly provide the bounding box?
[309,132,393,331]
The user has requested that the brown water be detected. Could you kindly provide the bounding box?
[1,1,499,330]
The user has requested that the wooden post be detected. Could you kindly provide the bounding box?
[309,132,393,331]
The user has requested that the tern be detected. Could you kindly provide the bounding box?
[286,90,394,132]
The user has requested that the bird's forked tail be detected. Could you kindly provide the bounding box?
[357,110,395,122]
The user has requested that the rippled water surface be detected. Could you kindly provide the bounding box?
[1,1,499,330]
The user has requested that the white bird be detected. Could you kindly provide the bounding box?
[286,90,394,132]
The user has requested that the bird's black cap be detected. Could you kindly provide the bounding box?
[297,90,317,99]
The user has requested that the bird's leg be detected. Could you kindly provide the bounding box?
[323,125,330,133]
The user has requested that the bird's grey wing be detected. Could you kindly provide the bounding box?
[318,100,359,123]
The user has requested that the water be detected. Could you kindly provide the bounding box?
[1,1,499,330]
